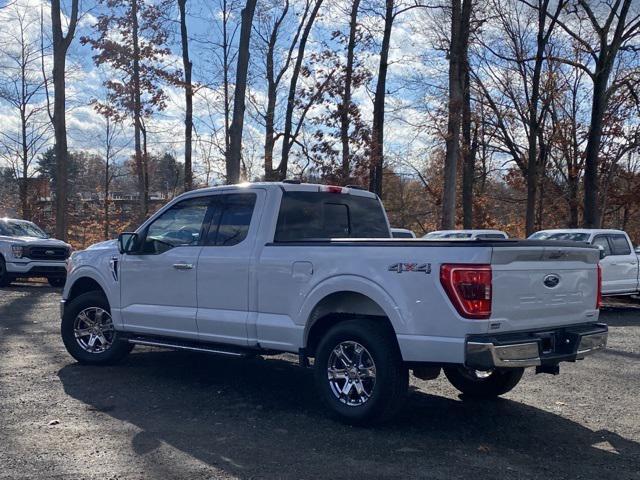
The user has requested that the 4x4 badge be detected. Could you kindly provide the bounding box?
[388,263,431,274]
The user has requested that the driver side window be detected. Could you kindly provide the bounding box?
[142,197,210,254]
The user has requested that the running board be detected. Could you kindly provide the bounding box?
[127,337,249,357]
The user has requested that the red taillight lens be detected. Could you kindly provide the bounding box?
[321,185,343,193]
[596,263,602,309]
[440,264,492,319]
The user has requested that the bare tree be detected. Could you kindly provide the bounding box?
[473,0,564,235]
[253,0,309,180]
[552,0,640,227]
[369,0,427,196]
[441,0,466,229]
[278,0,324,180]
[226,0,257,184]
[178,0,193,191]
[50,0,79,240]
[0,5,51,219]
[340,0,362,180]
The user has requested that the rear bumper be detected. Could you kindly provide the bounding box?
[465,323,608,369]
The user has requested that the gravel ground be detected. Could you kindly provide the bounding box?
[0,282,639,480]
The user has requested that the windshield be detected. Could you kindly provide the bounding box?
[0,220,48,239]
[529,231,590,242]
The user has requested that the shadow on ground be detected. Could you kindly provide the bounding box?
[58,348,640,480]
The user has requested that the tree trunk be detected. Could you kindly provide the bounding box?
[340,0,360,182]
[263,3,282,181]
[279,0,323,180]
[460,0,472,229]
[583,68,608,228]
[369,0,394,197]
[227,0,257,185]
[178,0,193,191]
[131,0,147,220]
[20,107,30,220]
[50,0,78,240]
[441,0,463,229]
[103,117,111,240]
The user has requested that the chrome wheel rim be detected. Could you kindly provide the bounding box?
[459,367,493,381]
[73,307,115,353]
[327,341,376,407]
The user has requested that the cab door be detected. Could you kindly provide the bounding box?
[592,235,615,294]
[196,190,264,346]
[607,234,639,293]
[119,196,212,339]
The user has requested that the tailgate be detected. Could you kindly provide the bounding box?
[490,246,600,332]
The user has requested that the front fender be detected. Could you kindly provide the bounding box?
[64,260,121,326]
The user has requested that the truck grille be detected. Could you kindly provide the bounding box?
[24,246,69,261]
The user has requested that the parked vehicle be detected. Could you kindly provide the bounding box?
[529,229,640,296]
[423,229,509,239]
[390,228,416,238]
[0,218,71,287]
[60,183,607,423]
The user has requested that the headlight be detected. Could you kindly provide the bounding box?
[11,245,23,258]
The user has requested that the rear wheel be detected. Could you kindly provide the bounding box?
[314,319,408,424]
[444,366,524,398]
[61,291,133,365]
[48,277,66,288]
[0,256,12,287]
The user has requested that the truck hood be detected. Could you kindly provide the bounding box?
[0,235,71,249]
[83,239,118,254]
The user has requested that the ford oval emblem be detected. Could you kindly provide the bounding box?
[45,250,55,255]
[543,274,560,288]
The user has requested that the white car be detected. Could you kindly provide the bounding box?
[529,229,640,296]
[0,218,71,287]
[60,183,607,423]
[423,229,509,240]
[390,228,416,238]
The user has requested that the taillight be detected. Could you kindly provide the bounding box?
[596,264,602,309]
[440,264,492,319]
[320,185,344,193]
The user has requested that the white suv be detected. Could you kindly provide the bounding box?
[0,218,71,287]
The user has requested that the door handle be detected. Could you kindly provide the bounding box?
[173,263,194,270]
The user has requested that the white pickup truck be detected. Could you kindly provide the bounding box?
[0,218,71,287]
[60,183,607,423]
[529,229,640,296]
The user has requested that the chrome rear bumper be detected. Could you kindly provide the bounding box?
[465,323,608,369]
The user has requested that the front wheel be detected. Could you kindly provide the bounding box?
[444,366,524,398]
[0,256,12,287]
[314,319,408,424]
[61,291,133,365]
[48,277,66,288]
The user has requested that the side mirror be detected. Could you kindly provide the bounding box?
[597,245,606,260]
[118,232,139,254]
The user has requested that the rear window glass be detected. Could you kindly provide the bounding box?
[529,232,590,242]
[275,192,390,241]
[609,235,631,255]
[476,233,507,239]
[392,231,414,238]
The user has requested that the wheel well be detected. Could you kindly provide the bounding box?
[305,291,397,356]
[67,277,105,302]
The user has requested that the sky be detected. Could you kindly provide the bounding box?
[0,0,449,185]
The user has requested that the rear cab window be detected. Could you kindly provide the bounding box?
[274,191,390,241]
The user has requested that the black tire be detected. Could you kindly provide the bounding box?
[444,366,524,398]
[0,256,12,287]
[314,319,408,424]
[61,290,133,365]
[48,277,66,288]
